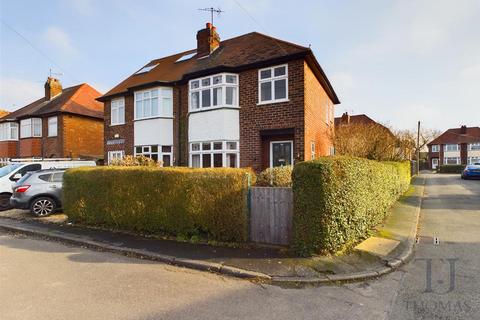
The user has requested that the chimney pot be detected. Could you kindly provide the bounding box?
[460,125,467,134]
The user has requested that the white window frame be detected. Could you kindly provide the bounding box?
[469,143,480,151]
[0,122,19,141]
[134,144,173,166]
[468,156,480,164]
[444,157,460,165]
[444,144,459,152]
[111,97,125,126]
[48,116,58,137]
[134,87,173,120]
[189,140,239,168]
[188,73,239,112]
[431,145,440,152]
[20,118,42,138]
[432,158,439,169]
[258,64,289,105]
[108,150,124,164]
[270,140,293,168]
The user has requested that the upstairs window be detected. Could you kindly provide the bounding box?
[469,143,480,150]
[135,87,173,120]
[111,97,125,125]
[445,144,459,152]
[189,74,239,111]
[258,64,288,104]
[0,122,18,141]
[431,145,440,152]
[20,118,42,138]
[48,116,58,137]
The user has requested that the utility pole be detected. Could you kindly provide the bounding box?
[417,121,421,175]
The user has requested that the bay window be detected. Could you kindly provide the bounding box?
[468,156,480,164]
[0,122,18,141]
[444,157,460,165]
[189,141,239,168]
[189,73,238,111]
[469,143,480,150]
[135,87,173,120]
[48,116,58,137]
[111,97,125,125]
[258,64,288,104]
[134,145,173,166]
[445,144,459,152]
[20,118,42,138]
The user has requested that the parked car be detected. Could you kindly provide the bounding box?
[0,160,96,211]
[461,164,480,180]
[10,169,65,216]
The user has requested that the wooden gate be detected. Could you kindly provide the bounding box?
[249,187,293,245]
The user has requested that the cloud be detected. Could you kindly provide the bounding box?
[42,26,79,57]
[0,78,43,110]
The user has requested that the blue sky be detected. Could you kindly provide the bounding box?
[1,0,479,131]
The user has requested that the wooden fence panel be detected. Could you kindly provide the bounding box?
[249,187,293,245]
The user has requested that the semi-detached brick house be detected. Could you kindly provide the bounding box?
[0,77,104,159]
[99,23,340,171]
[427,125,480,169]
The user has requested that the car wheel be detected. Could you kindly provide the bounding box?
[30,197,56,217]
[0,194,12,211]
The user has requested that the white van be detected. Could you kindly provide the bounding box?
[0,160,96,210]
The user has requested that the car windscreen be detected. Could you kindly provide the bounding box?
[0,164,23,178]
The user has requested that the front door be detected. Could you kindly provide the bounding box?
[432,158,439,169]
[270,141,293,167]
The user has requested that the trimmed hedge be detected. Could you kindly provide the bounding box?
[63,167,253,242]
[437,164,465,174]
[256,166,292,187]
[292,157,411,256]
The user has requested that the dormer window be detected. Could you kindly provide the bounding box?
[189,73,239,112]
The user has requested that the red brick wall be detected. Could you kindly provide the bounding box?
[63,114,104,158]
[42,116,63,158]
[0,141,18,158]
[304,61,333,159]
[239,59,305,172]
[19,138,42,157]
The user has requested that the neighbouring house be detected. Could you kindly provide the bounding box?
[427,125,480,169]
[0,77,104,159]
[334,112,394,134]
[99,23,340,171]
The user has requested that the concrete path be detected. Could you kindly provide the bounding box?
[0,173,478,319]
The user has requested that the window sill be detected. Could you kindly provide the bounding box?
[110,123,126,127]
[47,135,58,138]
[133,116,174,122]
[257,99,289,106]
[189,106,240,114]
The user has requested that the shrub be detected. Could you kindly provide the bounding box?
[292,157,411,256]
[437,164,465,174]
[110,155,159,167]
[256,166,293,187]
[63,167,253,242]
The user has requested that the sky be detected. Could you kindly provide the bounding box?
[0,0,479,132]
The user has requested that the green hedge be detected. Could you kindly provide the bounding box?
[292,157,411,256]
[437,164,465,173]
[256,166,293,187]
[63,167,253,242]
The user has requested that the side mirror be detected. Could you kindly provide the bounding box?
[12,173,22,181]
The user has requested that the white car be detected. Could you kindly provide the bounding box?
[0,160,96,211]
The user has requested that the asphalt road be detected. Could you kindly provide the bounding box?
[0,174,478,320]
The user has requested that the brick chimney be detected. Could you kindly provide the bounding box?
[460,125,467,134]
[340,112,350,125]
[196,23,220,57]
[45,77,62,100]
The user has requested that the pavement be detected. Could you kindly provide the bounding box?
[0,173,478,320]
[0,176,425,285]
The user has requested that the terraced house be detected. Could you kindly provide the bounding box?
[0,77,104,159]
[427,125,480,169]
[99,23,340,171]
